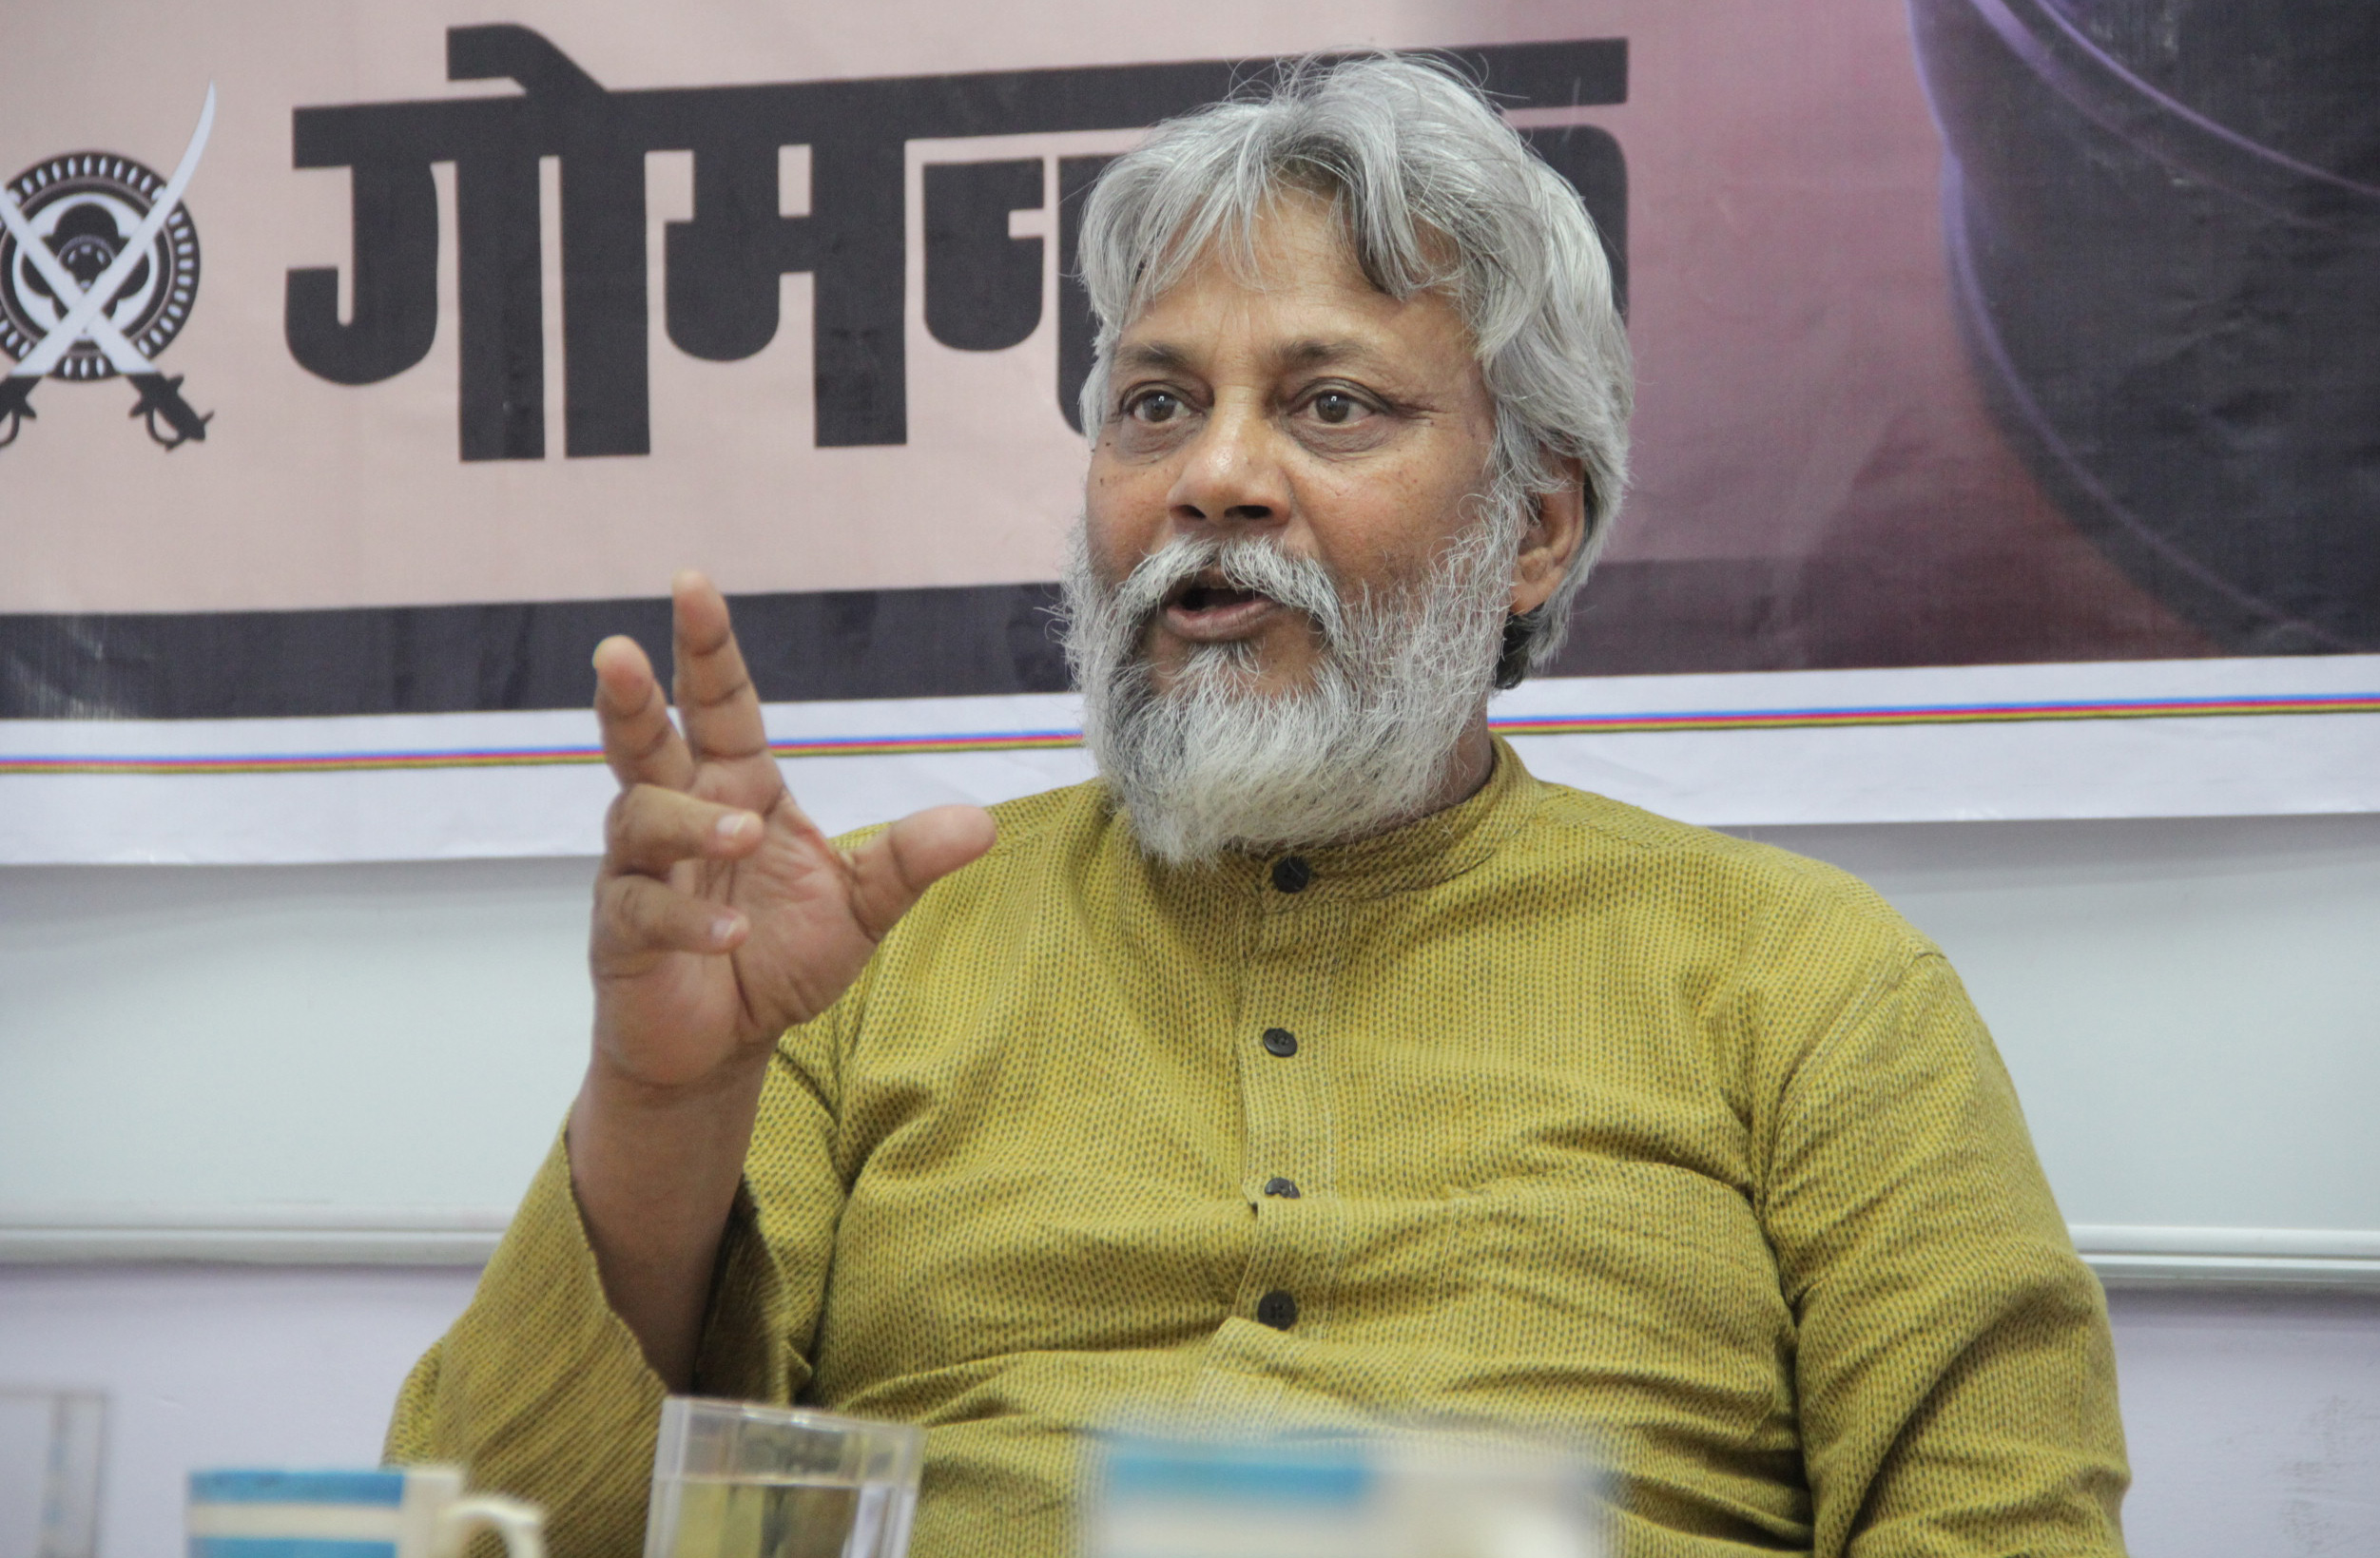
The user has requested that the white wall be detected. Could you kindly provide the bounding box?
[9,818,2380,1236]
[5,815,2380,1552]
[0,1265,474,1558]
[1732,814,2380,1233]
[0,856,592,1213]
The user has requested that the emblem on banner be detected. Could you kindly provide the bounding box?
[0,87,217,451]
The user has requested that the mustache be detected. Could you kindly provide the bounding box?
[1105,532,1347,641]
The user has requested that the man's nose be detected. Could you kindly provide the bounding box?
[1166,401,1291,532]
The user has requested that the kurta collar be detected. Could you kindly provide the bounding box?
[1129,734,1540,902]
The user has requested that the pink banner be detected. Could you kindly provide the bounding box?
[2,0,2372,858]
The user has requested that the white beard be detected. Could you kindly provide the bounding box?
[1058,513,1520,865]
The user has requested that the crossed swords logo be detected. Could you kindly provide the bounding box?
[0,86,215,451]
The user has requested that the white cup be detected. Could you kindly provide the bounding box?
[188,1466,544,1558]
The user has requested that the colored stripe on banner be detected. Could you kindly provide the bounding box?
[1489,692,2380,737]
[2,694,2374,778]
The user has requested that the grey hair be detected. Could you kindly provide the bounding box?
[1073,51,1633,676]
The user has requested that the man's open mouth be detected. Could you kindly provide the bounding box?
[1156,569,1287,638]
[1167,577,1268,613]
[1153,568,1287,642]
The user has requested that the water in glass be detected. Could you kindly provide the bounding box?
[649,1471,917,1558]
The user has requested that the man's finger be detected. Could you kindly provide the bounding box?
[604,784,764,878]
[593,873,748,962]
[670,571,771,767]
[844,805,998,943]
[595,634,696,791]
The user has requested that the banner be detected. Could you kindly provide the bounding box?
[3,0,2373,862]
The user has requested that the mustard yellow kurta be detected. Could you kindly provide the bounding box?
[389,743,2127,1558]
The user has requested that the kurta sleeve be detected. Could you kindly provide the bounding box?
[385,1010,851,1558]
[1761,951,2130,1558]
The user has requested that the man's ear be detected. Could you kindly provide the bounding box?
[1509,456,1589,617]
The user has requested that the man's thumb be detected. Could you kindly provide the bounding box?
[846,805,997,941]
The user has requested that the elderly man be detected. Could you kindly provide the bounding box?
[390,53,2128,1558]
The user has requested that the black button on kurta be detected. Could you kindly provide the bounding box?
[1262,1177,1301,1198]
[1270,856,1313,893]
[1256,1289,1298,1330]
[1261,1027,1298,1057]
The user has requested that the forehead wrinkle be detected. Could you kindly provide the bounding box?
[1274,337,1387,374]
[1113,333,1405,383]
[1112,341,1195,375]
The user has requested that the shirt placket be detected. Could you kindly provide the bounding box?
[1216,853,1352,1363]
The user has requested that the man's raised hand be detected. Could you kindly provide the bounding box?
[586,572,996,1097]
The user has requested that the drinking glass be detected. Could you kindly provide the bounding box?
[644,1398,922,1558]
[0,1391,106,1558]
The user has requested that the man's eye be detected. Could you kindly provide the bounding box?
[1128,391,1183,424]
[1309,391,1366,426]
